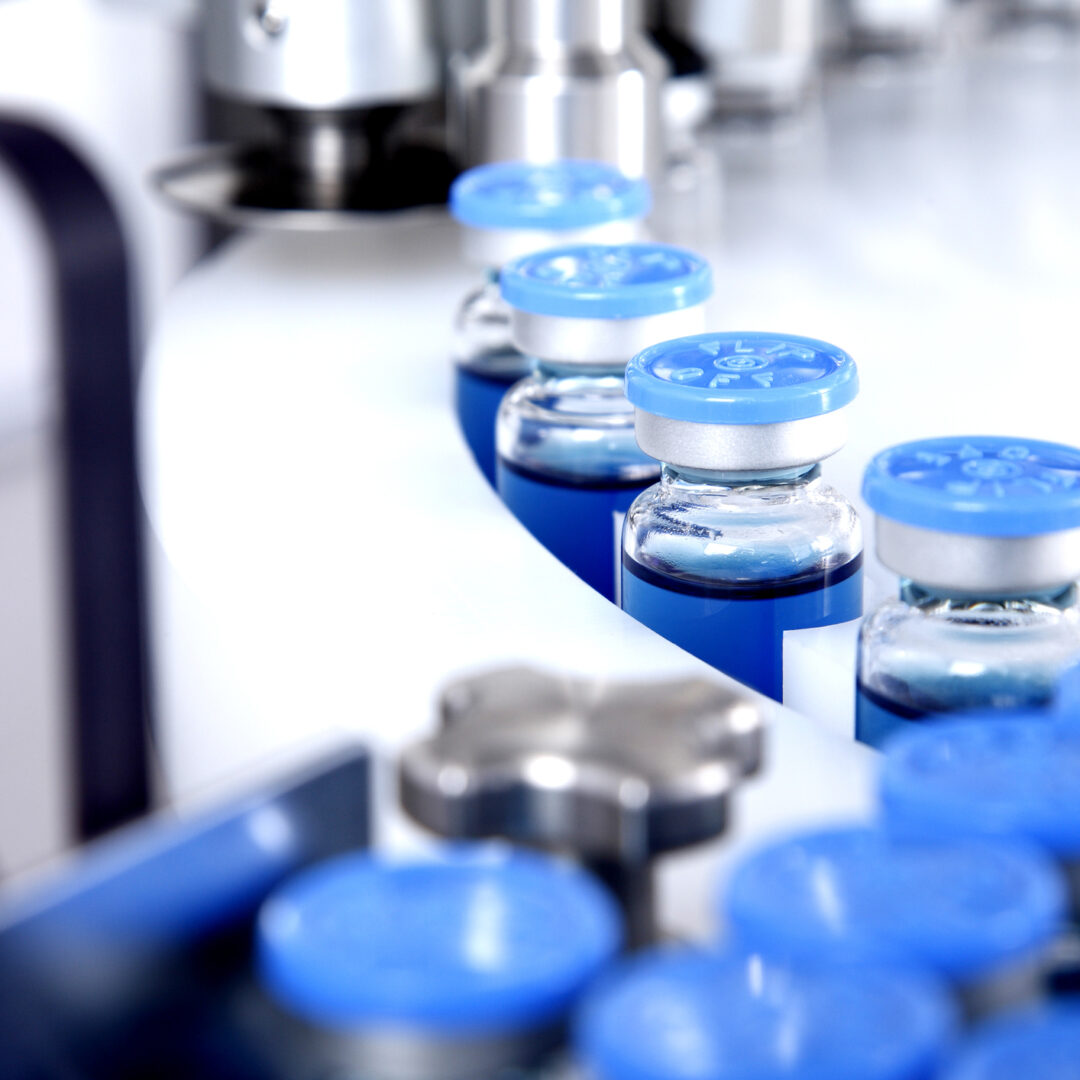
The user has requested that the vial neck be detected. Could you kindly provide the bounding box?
[901,580,1079,609]
[662,463,821,489]
[536,358,626,380]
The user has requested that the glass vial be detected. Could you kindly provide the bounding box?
[621,331,862,701]
[449,161,651,485]
[857,437,1080,748]
[496,243,713,602]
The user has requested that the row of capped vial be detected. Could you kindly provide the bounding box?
[450,159,1080,743]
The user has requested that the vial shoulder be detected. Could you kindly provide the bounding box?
[859,593,1080,710]
[454,285,526,377]
[861,593,1080,643]
[500,372,637,424]
[623,478,863,584]
[497,373,657,483]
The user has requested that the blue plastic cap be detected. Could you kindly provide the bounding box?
[862,437,1080,537]
[574,948,956,1080]
[625,332,858,425]
[450,161,651,232]
[942,1005,1080,1080]
[880,716,1080,858]
[257,847,622,1033]
[500,244,713,319]
[724,826,1066,982]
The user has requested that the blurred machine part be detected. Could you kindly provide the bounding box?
[436,0,489,60]
[157,0,452,224]
[450,0,667,181]
[996,0,1080,21]
[203,0,437,110]
[0,745,370,1080]
[828,0,951,55]
[684,0,823,117]
[646,0,712,149]
[0,0,199,871]
[399,666,764,948]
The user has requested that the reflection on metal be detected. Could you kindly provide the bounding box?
[158,0,453,224]
[152,137,453,228]
[451,0,667,181]
[204,0,438,110]
[400,665,764,947]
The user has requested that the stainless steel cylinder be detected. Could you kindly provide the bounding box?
[451,0,668,180]
[204,0,439,109]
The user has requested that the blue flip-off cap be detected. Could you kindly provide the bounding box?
[626,332,858,425]
[862,437,1080,537]
[500,243,713,319]
[941,1005,1080,1080]
[257,846,622,1033]
[880,716,1080,858]
[724,826,1066,983]
[449,161,652,232]
[574,948,956,1080]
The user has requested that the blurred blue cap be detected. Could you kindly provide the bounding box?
[501,243,712,319]
[574,948,956,1080]
[450,161,651,232]
[257,846,622,1033]
[881,715,1080,858]
[723,826,1066,982]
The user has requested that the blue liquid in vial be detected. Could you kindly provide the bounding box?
[854,682,932,749]
[455,366,517,488]
[621,554,863,701]
[498,459,652,602]
[855,676,1058,750]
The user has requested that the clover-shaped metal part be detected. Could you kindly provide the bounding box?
[399,666,765,945]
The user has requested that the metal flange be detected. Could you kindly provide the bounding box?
[400,665,764,946]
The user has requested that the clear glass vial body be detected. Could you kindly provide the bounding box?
[621,464,863,700]
[496,360,660,602]
[856,582,1080,747]
[454,269,534,485]
[498,361,659,485]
